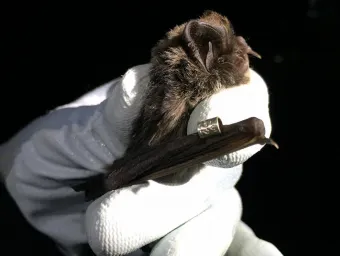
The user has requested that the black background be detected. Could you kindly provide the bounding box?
[1,1,327,255]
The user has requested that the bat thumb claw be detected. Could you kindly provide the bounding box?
[261,137,279,149]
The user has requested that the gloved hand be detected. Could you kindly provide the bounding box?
[0,63,283,256]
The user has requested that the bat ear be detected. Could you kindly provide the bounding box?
[183,20,227,71]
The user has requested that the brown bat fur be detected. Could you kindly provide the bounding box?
[107,10,260,168]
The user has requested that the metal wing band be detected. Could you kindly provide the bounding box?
[197,117,223,138]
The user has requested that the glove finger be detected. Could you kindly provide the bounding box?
[227,221,284,256]
[85,165,243,256]
[104,64,151,143]
[150,188,242,256]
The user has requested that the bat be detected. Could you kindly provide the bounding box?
[72,11,273,200]
[123,10,262,154]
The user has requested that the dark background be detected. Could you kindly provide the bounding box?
[1,1,327,255]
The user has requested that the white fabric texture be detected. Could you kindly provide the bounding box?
[149,188,243,256]
[0,63,283,256]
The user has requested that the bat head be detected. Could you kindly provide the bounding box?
[150,10,261,93]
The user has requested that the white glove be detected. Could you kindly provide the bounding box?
[84,68,283,256]
[0,64,283,256]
